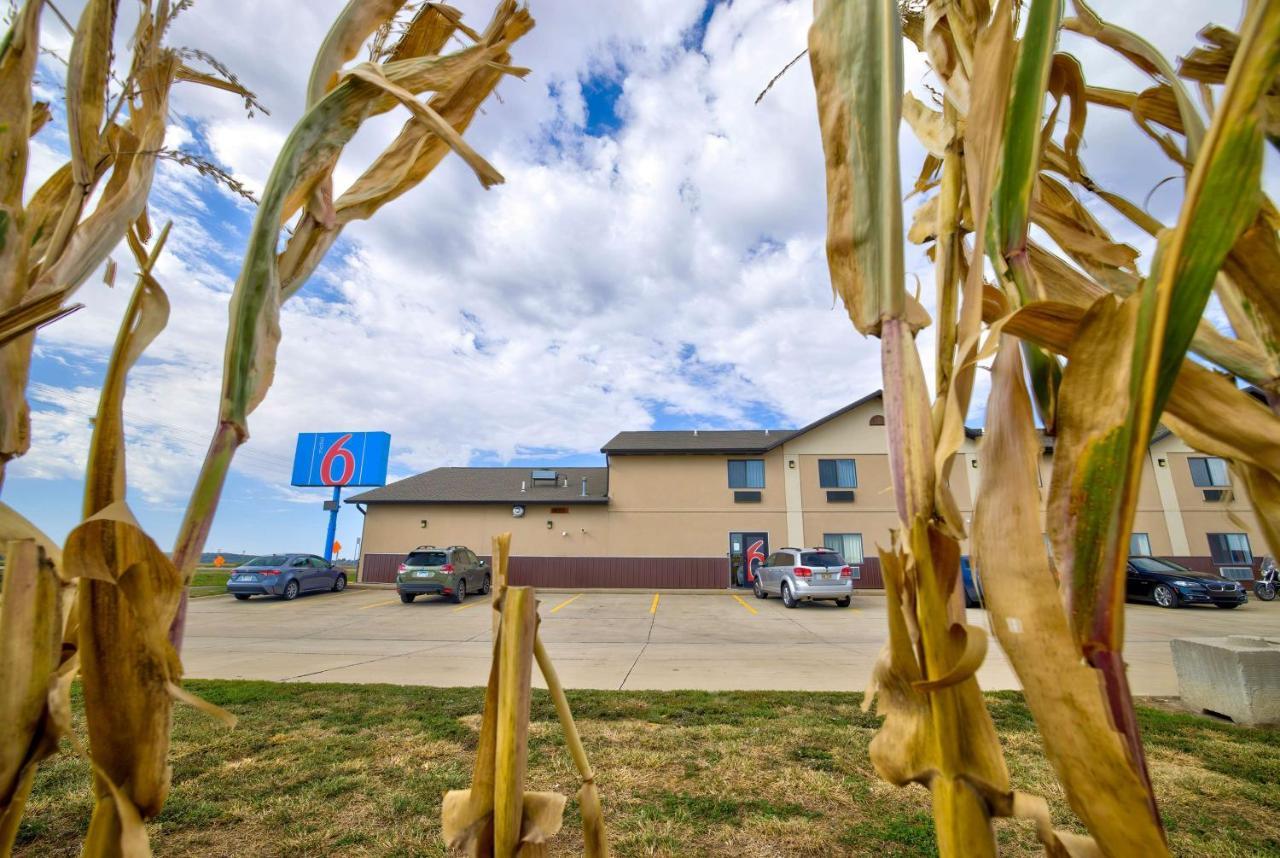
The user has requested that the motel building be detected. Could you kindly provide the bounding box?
[346,391,1272,590]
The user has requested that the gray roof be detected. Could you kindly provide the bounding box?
[601,391,982,455]
[345,467,609,505]
[601,429,795,455]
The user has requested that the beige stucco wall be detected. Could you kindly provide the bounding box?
[356,399,1272,576]
[360,503,616,558]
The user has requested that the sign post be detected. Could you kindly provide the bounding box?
[291,431,390,564]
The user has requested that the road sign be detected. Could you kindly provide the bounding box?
[213,555,225,568]
[332,541,342,556]
[291,431,390,487]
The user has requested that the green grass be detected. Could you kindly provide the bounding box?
[188,568,231,598]
[13,682,1280,857]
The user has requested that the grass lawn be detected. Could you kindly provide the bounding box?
[13,683,1279,857]
[189,568,231,598]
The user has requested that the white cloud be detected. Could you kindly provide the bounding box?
[10,0,1275,549]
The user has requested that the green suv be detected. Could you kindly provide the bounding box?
[396,545,490,604]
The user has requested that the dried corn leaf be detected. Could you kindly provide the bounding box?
[1064,0,1205,158]
[903,92,952,158]
[0,535,63,856]
[307,0,408,107]
[977,338,1170,854]
[65,0,118,189]
[62,234,185,857]
[0,0,43,472]
[809,0,927,336]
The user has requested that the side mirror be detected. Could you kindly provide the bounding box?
[479,559,487,566]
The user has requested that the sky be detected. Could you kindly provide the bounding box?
[6,0,1275,558]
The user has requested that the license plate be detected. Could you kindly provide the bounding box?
[416,570,433,578]
[819,572,833,580]
[237,575,256,581]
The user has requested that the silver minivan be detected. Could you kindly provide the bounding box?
[753,547,855,608]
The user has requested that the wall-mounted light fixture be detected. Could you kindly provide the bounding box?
[788,459,796,469]
[1158,458,1167,467]
[970,459,978,469]
[546,519,553,529]
[420,519,428,528]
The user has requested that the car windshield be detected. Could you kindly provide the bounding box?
[405,551,448,566]
[242,555,288,567]
[1129,557,1188,574]
[801,551,845,567]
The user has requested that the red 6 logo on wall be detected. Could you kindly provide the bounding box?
[744,539,765,584]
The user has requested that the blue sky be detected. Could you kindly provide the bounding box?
[7,0,1273,558]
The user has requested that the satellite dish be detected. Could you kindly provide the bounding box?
[512,505,525,518]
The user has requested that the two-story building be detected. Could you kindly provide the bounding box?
[347,391,1272,588]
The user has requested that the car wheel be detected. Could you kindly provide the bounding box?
[836,596,851,608]
[400,592,415,603]
[1152,584,1178,608]
[481,575,491,595]
[1215,603,1241,609]
[332,574,347,592]
[753,578,767,599]
[452,579,466,604]
[282,580,300,601]
[234,594,251,601]
[781,582,797,609]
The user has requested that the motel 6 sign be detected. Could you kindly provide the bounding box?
[291,431,390,488]
[291,431,390,563]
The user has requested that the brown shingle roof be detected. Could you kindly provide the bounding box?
[600,391,981,454]
[345,467,609,505]
[600,429,795,454]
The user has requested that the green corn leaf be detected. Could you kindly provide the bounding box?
[991,0,1061,271]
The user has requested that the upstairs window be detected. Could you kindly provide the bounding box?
[818,458,857,488]
[1188,456,1229,487]
[1129,533,1152,556]
[1207,533,1252,565]
[727,459,765,489]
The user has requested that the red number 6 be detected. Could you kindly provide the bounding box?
[321,434,356,485]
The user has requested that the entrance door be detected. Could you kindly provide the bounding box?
[729,532,769,588]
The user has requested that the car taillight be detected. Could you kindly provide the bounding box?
[262,569,280,577]
[397,563,406,573]
[441,563,454,573]
[839,566,852,578]
[794,566,812,578]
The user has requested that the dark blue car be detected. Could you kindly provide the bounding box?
[961,556,982,608]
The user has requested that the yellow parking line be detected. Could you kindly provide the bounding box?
[549,593,583,614]
[452,598,489,613]
[359,598,400,610]
[650,593,660,614]
[732,594,758,615]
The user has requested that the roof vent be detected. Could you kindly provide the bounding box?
[520,480,526,493]
[693,429,698,436]
[530,468,558,487]
[580,477,588,497]
[562,476,568,487]
[764,428,769,435]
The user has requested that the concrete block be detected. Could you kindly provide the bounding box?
[1170,636,1280,725]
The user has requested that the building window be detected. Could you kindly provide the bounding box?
[1129,533,1152,556]
[727,459,765,489]
[823,533,864,564]
[818,458,857,488]
[869,414,885,426]
[1207,533,1252,565]
[1189,456,1229,487]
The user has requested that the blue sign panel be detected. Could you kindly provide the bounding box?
[291,432,390,487]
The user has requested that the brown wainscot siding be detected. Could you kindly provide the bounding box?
[508,556,727,589]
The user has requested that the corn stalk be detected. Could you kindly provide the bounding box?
[0,0,258,492]
[446,536,609,857]
[167,0,535,650]
[826,0,1280,853]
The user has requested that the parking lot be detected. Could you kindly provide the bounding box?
[181,587,1279,694]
